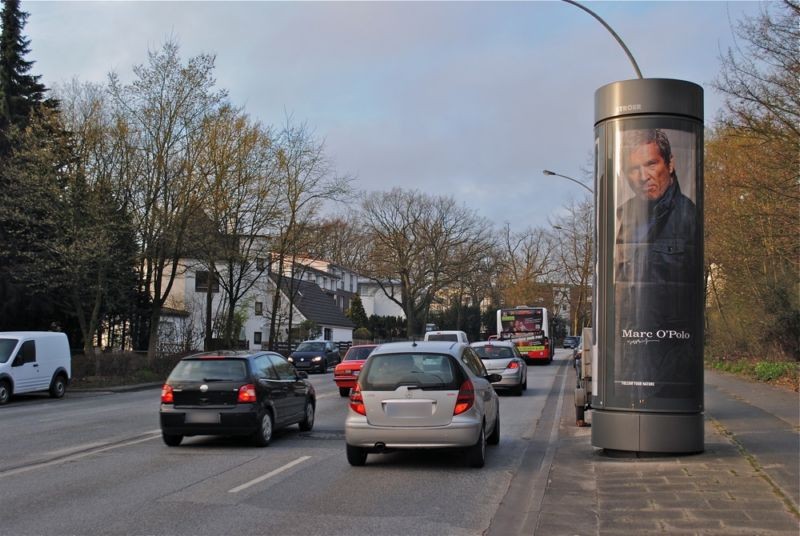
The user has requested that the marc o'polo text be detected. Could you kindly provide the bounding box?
[622,329,691,340]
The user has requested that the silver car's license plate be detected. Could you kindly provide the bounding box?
[185,412,220,424]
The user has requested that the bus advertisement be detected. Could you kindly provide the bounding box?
[497,306,553,364]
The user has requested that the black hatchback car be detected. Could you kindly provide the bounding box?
[159,351,315,447]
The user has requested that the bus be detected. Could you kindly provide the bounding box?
[497,306,553,364]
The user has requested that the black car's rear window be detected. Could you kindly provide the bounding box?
[168,359,248,382]
[360,353,462,391]
[344,346,375,361]
[473,346,514,359]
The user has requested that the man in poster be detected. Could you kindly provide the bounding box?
[614,128,699,401]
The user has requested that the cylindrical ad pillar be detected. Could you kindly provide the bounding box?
[592,79,704,453]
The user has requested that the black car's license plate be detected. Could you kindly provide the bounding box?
[185,412,220,424]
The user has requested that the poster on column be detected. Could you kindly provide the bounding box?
[612,126,701,406]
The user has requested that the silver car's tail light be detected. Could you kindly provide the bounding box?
[349,384,366,415]
[453,379,475,415]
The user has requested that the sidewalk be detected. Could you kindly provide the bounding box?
[536,374,800,535]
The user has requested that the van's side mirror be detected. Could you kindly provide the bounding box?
[11,355,23,367]
[297,371,309,379]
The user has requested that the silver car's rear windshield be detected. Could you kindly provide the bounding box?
[360,353,462,391]
[473,346,515,359]
[168,359,248,382]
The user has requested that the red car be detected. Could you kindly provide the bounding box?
[334,344,378,397]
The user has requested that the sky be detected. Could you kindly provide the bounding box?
[23,1,764,232]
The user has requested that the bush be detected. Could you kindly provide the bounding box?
[754,361,797,382]
[353,327,372,340]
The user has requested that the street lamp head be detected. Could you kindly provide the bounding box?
[542,169,555,176]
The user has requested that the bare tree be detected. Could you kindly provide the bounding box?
[706,1,800,358]
[54,80,137,356]
[108,40,227,360]
[194,105,281,348]
[551,199,593,335]
[497,223,555,306]
[266,119,351,349]
[359,188,494,336]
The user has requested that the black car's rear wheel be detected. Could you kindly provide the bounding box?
[346,444,367,466]
[339,387,350,397]
[162,433,183,447]
[299,399,315,431]
[253,410,274,447]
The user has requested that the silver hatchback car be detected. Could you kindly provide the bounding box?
[470,340,528,396]
[345,341,501,468]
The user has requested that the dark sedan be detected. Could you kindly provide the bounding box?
[159,350,315,447]
[288,340,341,373]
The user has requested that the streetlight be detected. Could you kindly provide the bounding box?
[542,169,593,194]
[561,0,643,79]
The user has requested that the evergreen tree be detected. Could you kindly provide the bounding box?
[0,0,51,152]
[347,294,369,328]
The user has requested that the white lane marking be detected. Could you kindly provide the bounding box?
[228,456,312,493]
[0,432,162,479]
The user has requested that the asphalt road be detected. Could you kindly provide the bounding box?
[0,350,571,536]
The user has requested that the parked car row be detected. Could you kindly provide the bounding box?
[157,336,537,468]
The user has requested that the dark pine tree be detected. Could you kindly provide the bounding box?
[0,0,49,149]
[0,0,61,331]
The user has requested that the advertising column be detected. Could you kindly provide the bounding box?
[592,79,704,453]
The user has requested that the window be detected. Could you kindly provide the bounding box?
[255,302,263,316]
[195,271,219,293]
[461,348,487,377]
[17,340,36,365]
[268,354,296,380]
[253,331,262,345]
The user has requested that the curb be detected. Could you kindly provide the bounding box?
[71,382,162,393]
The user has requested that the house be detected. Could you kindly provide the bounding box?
[158,255,355,352]
[358,278,405,318]
[268,274,355,342]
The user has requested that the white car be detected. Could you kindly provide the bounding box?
[470,340,528,396]
[345,341,501,468]
[0,332,71,405]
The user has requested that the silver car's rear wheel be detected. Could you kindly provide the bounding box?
[466,424,486,468]
[346,444,367,466]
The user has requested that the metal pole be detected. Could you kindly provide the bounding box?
[561,0,643,79]
[542,169,594,194]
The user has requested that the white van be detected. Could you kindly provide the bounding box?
[423,330,469,343]
[0,332,71,405]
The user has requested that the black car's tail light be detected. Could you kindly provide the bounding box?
[237,384,257,403]
[454,378,475,415]
[349,384,366,415]
[161,384,174,404]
